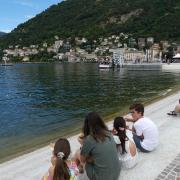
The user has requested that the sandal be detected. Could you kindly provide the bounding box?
[167,111,177,116]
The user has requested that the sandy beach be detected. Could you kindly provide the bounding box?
[0,90,180,180]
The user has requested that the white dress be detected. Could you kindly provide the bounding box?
[113,135,138,169]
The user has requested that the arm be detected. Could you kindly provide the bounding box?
[133,122,144,141]
[127,126,144,140]
[126,125,136,134]
[123,114,134,122]
[80,154,94,163]
[125,118,135,122]
[78,133,84,145]
[48,166,54,179]
[138,134,144,141]
[80,136,94,164]
[80,154,86,164]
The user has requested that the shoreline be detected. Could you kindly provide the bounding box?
[0,89,180,179]
[104,84,180,121]
[0,85,179,164]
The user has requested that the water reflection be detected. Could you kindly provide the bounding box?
[0,63,179,161]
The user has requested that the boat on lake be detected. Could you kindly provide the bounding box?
[1,57,13,66]
[98,62,113,69]
[162,54,180,71]
[98,56,113,69]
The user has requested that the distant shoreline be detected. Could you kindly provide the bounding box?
[0,61,98,65]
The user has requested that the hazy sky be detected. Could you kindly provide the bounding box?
[0,0,62,32]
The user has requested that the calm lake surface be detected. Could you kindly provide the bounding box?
[0,63,180,162]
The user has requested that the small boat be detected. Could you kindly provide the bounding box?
[98,63,112,69]
[1,59,13,66]
[162,55,180,71]
[162,63,180,71]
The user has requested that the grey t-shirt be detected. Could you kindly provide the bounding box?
[81,133,121,180]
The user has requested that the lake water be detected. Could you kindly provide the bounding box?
[0,63,179,162]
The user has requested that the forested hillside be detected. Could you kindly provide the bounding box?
[0,0,180,48]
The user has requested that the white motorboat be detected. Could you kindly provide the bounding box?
[1,57,13,66]
[162,54,180,71]
[98,63,112,69]
[162,63,180,71]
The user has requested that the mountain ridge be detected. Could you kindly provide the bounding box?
[0,0,180,48]
[0,32,6,37]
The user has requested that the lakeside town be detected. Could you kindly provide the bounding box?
[1,0,180,179]
[2,33,180,64]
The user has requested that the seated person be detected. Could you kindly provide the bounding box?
[167,99,180,116]
[113,117,138,169]
[80,112,120,180]
[126,103,159,153]
[42,138,79,180]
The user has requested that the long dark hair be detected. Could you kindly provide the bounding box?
[83,112,109,142]
[113,117,128,154]
[53,138,70,180]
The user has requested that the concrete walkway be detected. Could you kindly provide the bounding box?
[118,91,180,180]
[0,91,180,180]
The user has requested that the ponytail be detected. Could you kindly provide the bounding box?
[53,138,71,180]
[117,130,127,154]
[113,117,128,154]
[53,157,70,180]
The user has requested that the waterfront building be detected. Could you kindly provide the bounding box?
[47,47,55,53]
[81,52,97,62]
[128,38,137,48]
[147,37,154,47]
[110,48,125,66]
[151,43,161,62]
[67,52,80,62]
[176,44,180,53]
[138,38,145,49]
[63,42,71,52]
[124,48,144,63]
[22,56,30,62]
[160,41,169,52]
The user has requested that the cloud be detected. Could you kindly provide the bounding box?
[25,15,35,20]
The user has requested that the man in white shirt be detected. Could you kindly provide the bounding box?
[127,103,159,152]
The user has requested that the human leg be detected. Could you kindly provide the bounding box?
[133,134,150,153]
[73,148,84,173]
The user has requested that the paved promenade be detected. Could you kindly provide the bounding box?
[0,91,180,180]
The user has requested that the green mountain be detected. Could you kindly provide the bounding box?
[0,32,6,37]
[0,0,180,48]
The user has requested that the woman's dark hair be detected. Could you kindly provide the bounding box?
[83,112,109,142]
[129,103,144,115]
[53,138,70,180]
[113,117,128,154]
